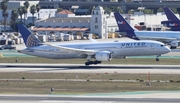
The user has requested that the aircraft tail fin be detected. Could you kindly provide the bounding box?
[114,12,135,32]
[114,12,139,40]
[17,24,42,48]
[163,8,179,21]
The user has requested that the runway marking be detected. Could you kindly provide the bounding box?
[39,101,112,103]
[1,64,180,74]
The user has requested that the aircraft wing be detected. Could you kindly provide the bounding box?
[137,36,177,41]
[46,44,97,55]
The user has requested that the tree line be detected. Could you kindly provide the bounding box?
[0,0,41,32]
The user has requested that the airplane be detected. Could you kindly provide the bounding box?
[114,12,180,49]
[161,7,180,31]
[17,24,170,66]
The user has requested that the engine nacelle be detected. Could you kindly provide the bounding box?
[170,40,180,49]
[95,51,112,61]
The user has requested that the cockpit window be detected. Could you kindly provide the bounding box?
[161,44,167,47]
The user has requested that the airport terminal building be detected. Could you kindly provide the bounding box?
[33,6,118,39]
[32,6,175,39]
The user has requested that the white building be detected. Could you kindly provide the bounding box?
[34,10,91,36]
[124,12,179,30]
[34,7,110,39]
[0,0,39,22]
[90,6,108,39]
[0,1,57,27]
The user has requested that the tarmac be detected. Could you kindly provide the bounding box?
[1,63,180,74]
[0,91,180,103]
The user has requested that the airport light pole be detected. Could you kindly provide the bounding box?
[118,0,123,12]
[134,1,146,24]
[134,1,144,12]
[138,1,143,12]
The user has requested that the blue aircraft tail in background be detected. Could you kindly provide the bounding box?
[163,8,179,21]
[161,8,180,31]
[17,24,42,48]
[114,12,139,40]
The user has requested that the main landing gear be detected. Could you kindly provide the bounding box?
[156,55,161,61]
[85,55,101,66]
[85,61,102,66]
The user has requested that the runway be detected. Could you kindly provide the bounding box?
[0,92,180,103]
[1,63,180,74]
[1,63,180,103]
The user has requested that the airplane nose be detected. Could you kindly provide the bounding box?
[165,46,171,53]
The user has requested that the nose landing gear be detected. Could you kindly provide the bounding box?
[156,58,159,61]
[156,55,161,61]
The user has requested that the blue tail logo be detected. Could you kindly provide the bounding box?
[117,21,126,24]
[169,23,178,27]
[17,24,42,48]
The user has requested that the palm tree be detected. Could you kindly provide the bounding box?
[36,4,41,20]
[171,8,178,14]
[158,8,163,12]
[1,0,9,32]
[30,5,36,25]
[22,6,27,24]
[10,9,18,31]
[2,10,8,29]
[23,0,29,25]
[18,6,23,23]
[57,8,63,13]
[24,0,29,8]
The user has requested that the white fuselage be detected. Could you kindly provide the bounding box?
[134,31,180,43]
[18,40,170,59]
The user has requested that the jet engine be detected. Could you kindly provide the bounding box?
[170,40,180,49]
[95,51,112,61]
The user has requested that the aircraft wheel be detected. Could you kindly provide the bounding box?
[89,61,94,64]
[85,62,89,66]
[170,46,177,49]
[93,61,98,65]
[156,58,159,61]
[94,61,101,64]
